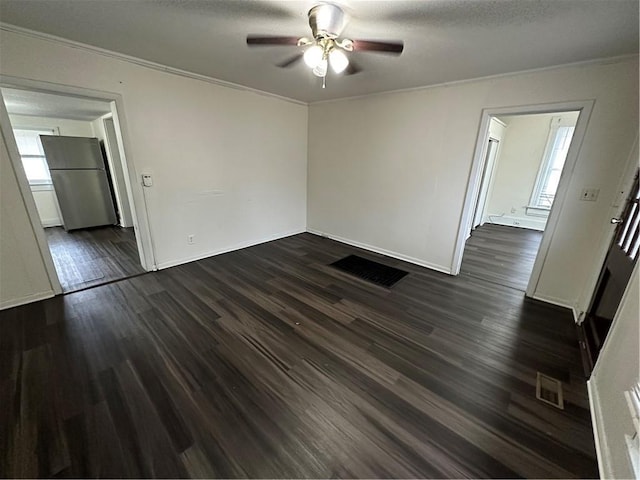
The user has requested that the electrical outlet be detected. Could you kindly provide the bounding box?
[187,234,195,245]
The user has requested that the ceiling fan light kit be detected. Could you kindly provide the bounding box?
[303,44,324,68]
[312,59,328,77]
[303,39,349,76]
[304,4,351,78]
[329,48,349,74]
[247,2,404,88]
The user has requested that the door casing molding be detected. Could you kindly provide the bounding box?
[452,100,595,302]
[0,75,158,300]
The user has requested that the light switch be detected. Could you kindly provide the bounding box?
[142,174,153,187]
[579,188,599,202]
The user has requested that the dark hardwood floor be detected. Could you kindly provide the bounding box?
[45,226,146,293]
[461,224,544,291]
[0,233,597,478]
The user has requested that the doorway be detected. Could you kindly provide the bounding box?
[581,167,639,374]
[457,105,586,294]
[0,86,148,293]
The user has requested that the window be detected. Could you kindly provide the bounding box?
[529,116,576,210]
[616,172,640,261]
[13,128,57,184]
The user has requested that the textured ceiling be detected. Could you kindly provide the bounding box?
[0,0,637,103]
[2,88,112,121]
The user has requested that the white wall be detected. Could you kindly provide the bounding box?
[589,263,639,479]
[484,111,579,231]
[8,114,97,228]
[0,29,307,307]
[308,57,639,309]
[0,124,54,308]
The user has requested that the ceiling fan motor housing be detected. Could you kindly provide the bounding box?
[308,3,347,39]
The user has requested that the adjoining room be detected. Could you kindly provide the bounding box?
[1,87,146,292]
[462,110,580,292]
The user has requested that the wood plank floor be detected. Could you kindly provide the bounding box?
[461,224,543,291]
[0,233,597,478]
[45,226,146,293]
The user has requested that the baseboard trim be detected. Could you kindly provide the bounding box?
[572,307,580,323]
[306,229,452,275]
[483,215,547,231]
[530,292,572,309]
[40,219,62,228]
[0,290,55,310]
[530,292,579,319]
[156,228,306,270]
[587,378,608,479]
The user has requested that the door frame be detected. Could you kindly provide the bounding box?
[0,75,158,286]
[0,96,62,294]
[451,100,595,299]
[102,115,134,228]
[471,118,507,231]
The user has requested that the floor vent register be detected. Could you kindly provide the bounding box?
[536,372,565,410]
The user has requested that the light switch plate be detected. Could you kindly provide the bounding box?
[142,174,153,187]
[580,188,599,201]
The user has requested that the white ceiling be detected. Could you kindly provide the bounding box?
[0,0,637,103]
[1,88,112,121]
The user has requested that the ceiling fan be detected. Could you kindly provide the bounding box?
[246,3,404,87]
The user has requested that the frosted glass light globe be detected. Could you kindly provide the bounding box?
[329,48,349,74]
[303,45,324,68]
[312,59,328,77]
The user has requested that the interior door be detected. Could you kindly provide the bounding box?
[472,138,499,229]
[582,171,640,373]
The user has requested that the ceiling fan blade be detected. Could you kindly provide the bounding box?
[344,60,363,76]
[277,54,303,68]
[246,35,300,46]
[352,40,404,55]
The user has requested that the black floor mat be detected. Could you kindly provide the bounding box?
[330,254,409,288]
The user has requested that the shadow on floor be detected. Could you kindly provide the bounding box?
[45,225,146,292]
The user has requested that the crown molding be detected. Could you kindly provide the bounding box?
[0,23,307,106]
[2,22,637,108]
[309,53,639,105]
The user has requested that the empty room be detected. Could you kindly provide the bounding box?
[0,1,638,478]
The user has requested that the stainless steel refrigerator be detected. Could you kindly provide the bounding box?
[40,135,117,231]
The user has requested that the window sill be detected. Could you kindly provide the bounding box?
[29,182,54,191]
[526,206,551,217]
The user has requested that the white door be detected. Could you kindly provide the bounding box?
[472,137,500,229]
